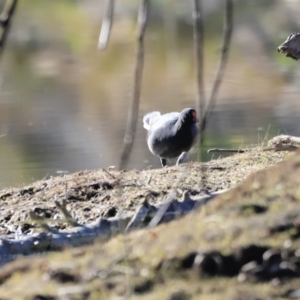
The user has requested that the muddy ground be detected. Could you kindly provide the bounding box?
[0,149,300,299]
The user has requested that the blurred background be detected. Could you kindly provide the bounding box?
[0,0,299,188]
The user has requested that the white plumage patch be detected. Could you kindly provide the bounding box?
[143,111,181,131]
[143,111,161,130]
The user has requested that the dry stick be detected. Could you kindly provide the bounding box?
[119,0,149,170]
[207,148,248,154]
[102,168,116,179]
[193,0,205,120]
[192,0,206,203]
[98,0,114,50]
[55,200,80,227]
[193,0,206,163]
[201,0,233,133]
[0,0,18,59]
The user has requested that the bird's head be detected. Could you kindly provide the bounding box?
[180,108,198,124]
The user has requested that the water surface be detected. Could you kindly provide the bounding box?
[0,0,299,188]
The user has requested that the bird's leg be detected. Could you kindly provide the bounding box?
[176,152,187,165]
[160,158,167,167]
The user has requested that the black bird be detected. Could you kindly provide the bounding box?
[143,108,198,167]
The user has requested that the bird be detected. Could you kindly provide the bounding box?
[143,108,198,167]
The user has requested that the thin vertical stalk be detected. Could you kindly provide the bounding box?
[98,0,114,50]
[119,0,150,170]
[202,0,233,130]
[0,0,18,60]
[193,0,205,120]
[193,0,205,162]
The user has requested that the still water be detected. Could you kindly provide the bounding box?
[0,0,299,188]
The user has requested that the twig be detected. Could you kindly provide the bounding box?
[119,0,150,170]
[201,0,233,132]
[98,0,114,50]
[102,168,116,179]
[147,192,176,228]
[207,148,248,154]
[0,0,18,60]
[192,0,207,207]
[193,0,205,120]
[193,0,206,161]
[55,200,80,227]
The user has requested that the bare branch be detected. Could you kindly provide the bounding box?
[119,0,150,170]
[207,148,247,154]
[193,0,206,161]
[193,0,205,120]
[136,0,149,41]
[201,0,233,132]
[55,200,80,227]
[0,0,18,60]
[98,0,114,50]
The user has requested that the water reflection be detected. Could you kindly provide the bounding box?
[0,0,299,188]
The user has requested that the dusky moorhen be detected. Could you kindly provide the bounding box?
[143,108,198,167]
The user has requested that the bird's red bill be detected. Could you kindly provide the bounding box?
[192,111,198,123]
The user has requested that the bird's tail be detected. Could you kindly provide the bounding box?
[143,111,161,130]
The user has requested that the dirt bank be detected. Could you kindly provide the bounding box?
[0,149,299,299]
